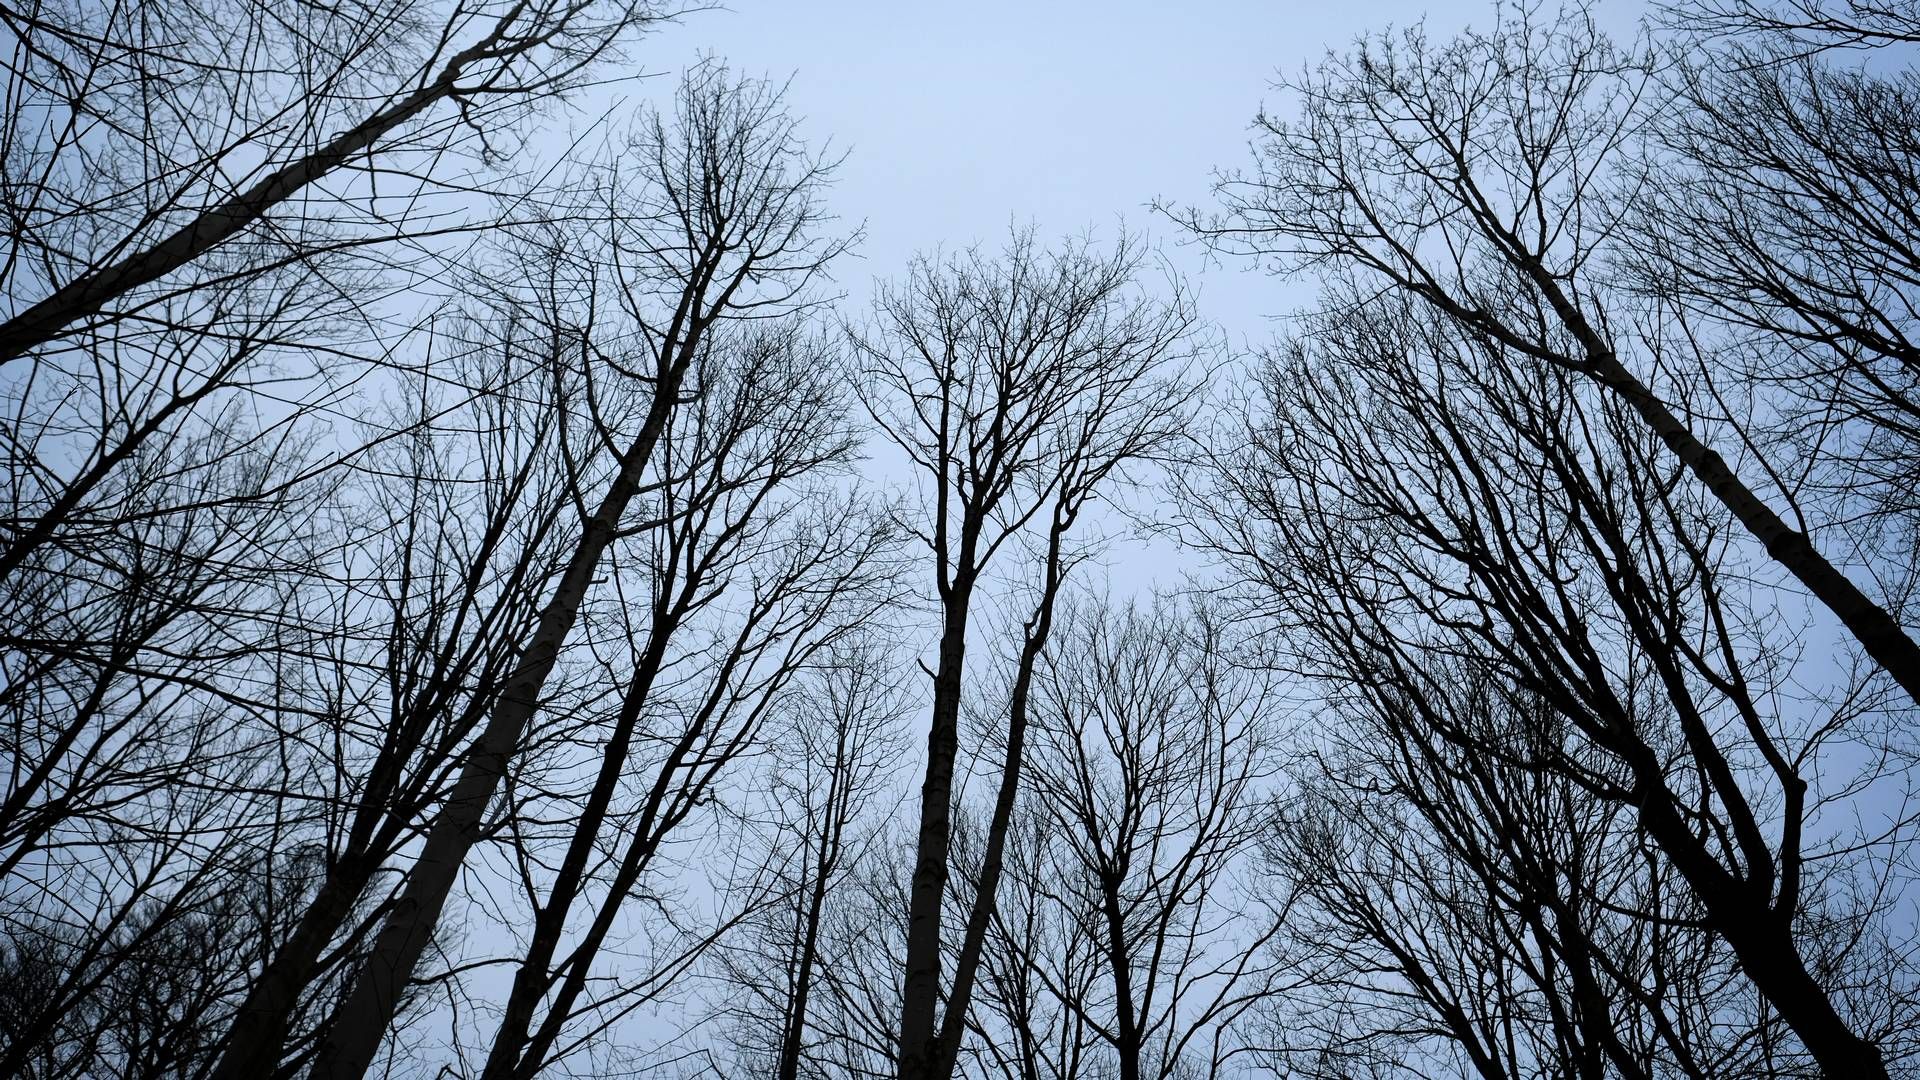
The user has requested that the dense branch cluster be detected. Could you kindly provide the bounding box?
[2,0,1919,1077]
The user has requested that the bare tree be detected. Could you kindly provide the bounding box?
[184,290,582,1080]
[964,595,1280,1080]
[0,2,731,1074]
[807,834,922,1080]
[0,0,683,685]
[1177,2,1920,706]
[0,846,426,1080]
[1659,0,1920,51]
[291,64,849,1080]
[959,810,1109,1080]
[709,636,914,1080]
[852,229,1206,1080]
[1263,672,1764,1080]
[1189,294,1917,1077]
[0,390,357,1078]
[0,0,680,367]
[21,2,1920,1076]
[1625,0,1920,620]
[471,321,899,1080]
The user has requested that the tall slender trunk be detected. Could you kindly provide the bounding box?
[1469,261,1896,1073]
[207,855,380,1080]
[1589,347,1920,706]
[498,598,785,1078]
[302,350,690,1080]
[1521,890,1646,1080]
[897,584,975,1080]
[507,785,695,1079]
[1097,877,1142,1080]
[931,514,1070,1080]
[475,629,674,1080]
[210,633,502,1079]
[1472,242,1920,707]
[1609,742,1889,1079]
[1396,600,1886,1077]
[776,806,841,1080]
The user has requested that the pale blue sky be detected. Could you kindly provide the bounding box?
[621,0,1653,376]
[636,0,1464,337]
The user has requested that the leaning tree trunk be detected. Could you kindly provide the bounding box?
[302,333,698,1080]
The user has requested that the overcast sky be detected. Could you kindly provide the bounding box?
[630,0,1464,343]
[611,0,1650,373]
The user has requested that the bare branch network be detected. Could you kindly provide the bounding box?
[3,0,1919,1077]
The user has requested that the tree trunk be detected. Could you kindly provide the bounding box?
[1591,349,1920,707]
[1098,878,1142,1080]
[1621,755,1890,1080]
[897,587,975,1080]
[0,15,524,366]
[303,373,684,1080]
[777,819,838,1080]
[931,517,1069,1080]
[1492,250,1920,708]
[207,855,379,1080]
[476,628,674,1080]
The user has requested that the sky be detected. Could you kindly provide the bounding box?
[629,0,1443,348]
[620,0,1658,324]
